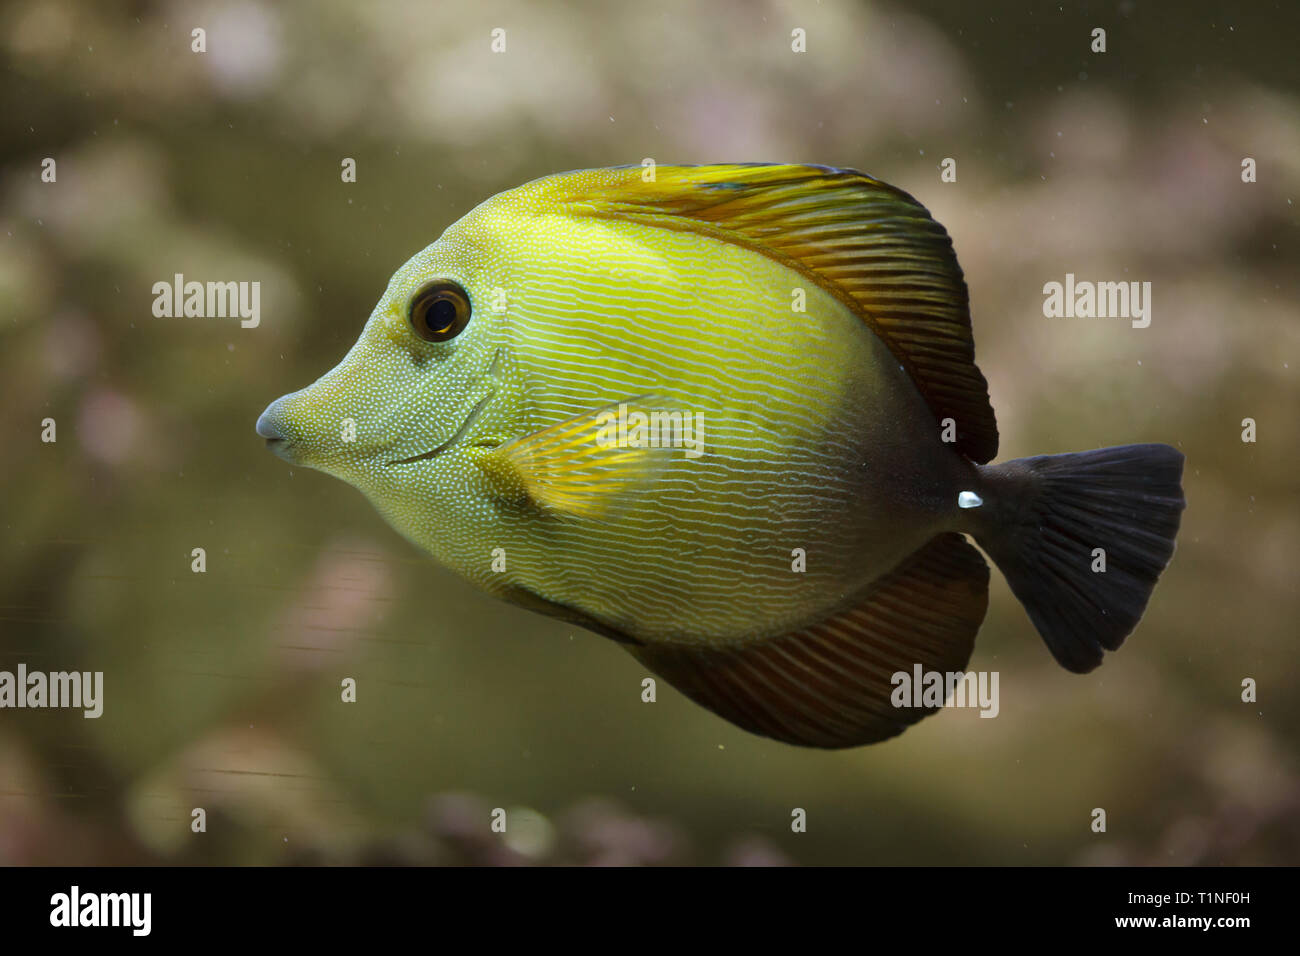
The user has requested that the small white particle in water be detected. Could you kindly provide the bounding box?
[958,491,983,509]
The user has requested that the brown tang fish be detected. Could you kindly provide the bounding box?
[256,164,1185,748]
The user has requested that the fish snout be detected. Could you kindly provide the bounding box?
[255,407,286,440]
[256,397,298,461]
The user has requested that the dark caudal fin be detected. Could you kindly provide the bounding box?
[975,444,1185,673]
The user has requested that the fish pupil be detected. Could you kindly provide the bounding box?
[427,297,457,333]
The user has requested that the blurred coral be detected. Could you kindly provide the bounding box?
[1,0,1296,866]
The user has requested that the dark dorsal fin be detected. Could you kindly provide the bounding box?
[547,163,999,463]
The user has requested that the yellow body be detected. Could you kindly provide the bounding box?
[261,167,972,646]
[259,165,1186,748]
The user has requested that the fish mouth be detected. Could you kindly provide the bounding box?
[386,389,497,466]
[256,406,300,462]
[263,437,297,462]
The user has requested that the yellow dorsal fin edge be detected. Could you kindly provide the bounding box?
[545,163,999,464]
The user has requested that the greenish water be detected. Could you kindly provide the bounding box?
[1,0,1297,865]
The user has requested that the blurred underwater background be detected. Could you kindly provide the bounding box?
[1,0,1297,864]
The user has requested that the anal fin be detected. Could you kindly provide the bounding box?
[629,533,990,748]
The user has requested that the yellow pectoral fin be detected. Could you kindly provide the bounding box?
[481,397,677,518]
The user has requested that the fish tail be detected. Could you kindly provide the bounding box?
[972,444,1185,672]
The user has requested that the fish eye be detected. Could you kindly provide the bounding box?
[409,281,472,342]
